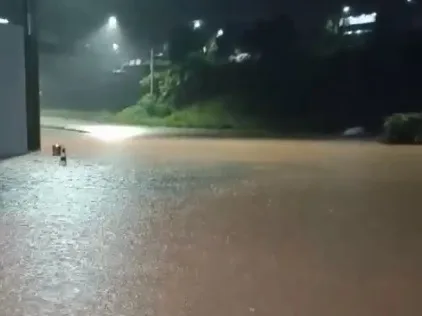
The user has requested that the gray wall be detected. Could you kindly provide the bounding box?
[0,24,28,157]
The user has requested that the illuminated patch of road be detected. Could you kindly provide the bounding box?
[82,125,150,141]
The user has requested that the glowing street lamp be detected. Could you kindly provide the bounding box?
[0,17,9,24]
[108,16,118,30]
[343,6,351,14]
[216,28,224,37]
[192,19,203,30]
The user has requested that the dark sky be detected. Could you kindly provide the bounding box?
[34,0,343,42]
[1,0,409,45]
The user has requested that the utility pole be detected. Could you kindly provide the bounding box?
[150,47,154,95]
[23,0,40,151]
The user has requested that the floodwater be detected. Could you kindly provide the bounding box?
[0,129,421,316]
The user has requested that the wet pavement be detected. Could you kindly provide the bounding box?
[1,129,422,315]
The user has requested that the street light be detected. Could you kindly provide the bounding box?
[0,17,9,24]
[216,28,224,37]
[192,19,203,30]
[343,6,351,14]
[108,16,118,29]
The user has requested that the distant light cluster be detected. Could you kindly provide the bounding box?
[345,12,377,26]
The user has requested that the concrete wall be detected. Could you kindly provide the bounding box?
[0,24,28,157]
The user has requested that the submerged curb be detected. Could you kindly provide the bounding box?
[41,124,88,134]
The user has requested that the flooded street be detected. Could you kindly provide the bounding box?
[1,129,422,315]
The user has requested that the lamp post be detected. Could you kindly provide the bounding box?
[340,5,351,34]
[150,48,154,95]
[23,0,40,151]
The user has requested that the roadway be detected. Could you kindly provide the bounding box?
[40,115,273,139]
[0,127,421,315]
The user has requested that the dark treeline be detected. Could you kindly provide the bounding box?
[161,12,422,133]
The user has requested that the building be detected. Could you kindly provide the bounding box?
[325,9,377,36]
[340,12,377,36]
[325,1,421,37]
[0,2,40,158]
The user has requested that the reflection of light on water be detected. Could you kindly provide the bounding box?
[84,125,148,142]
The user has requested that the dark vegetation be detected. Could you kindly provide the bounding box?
[124,12,422,137]
[382,113,422,144]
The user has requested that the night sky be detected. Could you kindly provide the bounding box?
[0,0,409,45]
[35,0,347,42]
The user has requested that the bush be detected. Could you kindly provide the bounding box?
[165,99,254,129]
[115,95,258,129]
[382,113,422,144]
[136,94,173,117]
[115,95,168,125]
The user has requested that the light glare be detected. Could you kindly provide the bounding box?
[84,125,148,142]
[193,19,203,29]
[108,16,117,29]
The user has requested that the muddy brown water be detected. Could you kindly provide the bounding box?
[0,129,421,315]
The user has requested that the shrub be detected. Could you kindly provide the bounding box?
[115,103,148,124]
[137,94,173,117]
[382,113,422,144]
[164,98,254,129]
[115,95,258,129]
[116,94,174,124]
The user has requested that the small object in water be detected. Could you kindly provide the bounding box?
[59,147,67,166]
[52,143,61,156]
[343,126,365,137]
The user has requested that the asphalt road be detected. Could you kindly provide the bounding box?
[1,128,422,316]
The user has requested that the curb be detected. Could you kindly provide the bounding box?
[42,124,376,141]
[41,123,274,139]
[41,125,88,134]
